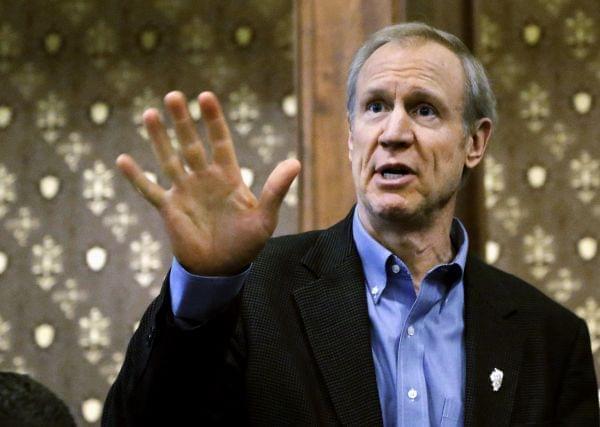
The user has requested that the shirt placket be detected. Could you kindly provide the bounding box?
[394,262,441,427]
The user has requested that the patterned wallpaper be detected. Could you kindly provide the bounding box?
[476,0,600,381]
[0,0,296,425]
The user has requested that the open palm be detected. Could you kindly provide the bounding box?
[117,91,300,276]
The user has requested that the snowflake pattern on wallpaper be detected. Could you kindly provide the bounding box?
[31,235,64,291]
[0,165,16,219]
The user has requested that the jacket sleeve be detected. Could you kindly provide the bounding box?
[555,318,599,425]
[101,275,247,427]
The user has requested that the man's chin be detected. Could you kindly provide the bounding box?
[360,199,428,226]
[376,205,421,222]
[358,187,458,229]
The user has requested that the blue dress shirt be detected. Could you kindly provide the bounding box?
[352,212,468,427]
[170,211,469,426]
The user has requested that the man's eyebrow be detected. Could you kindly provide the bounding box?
[404,88,446,105]
[359,86,449,106]
[359,87,392,101]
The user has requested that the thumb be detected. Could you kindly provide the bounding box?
[259,158,301,222]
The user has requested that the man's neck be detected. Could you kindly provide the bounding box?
[357,205,456,293]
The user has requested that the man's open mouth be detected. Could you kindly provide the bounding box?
[378,165,414,180]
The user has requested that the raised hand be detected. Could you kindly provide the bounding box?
[116,91,301,276]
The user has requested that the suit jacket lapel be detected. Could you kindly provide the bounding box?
[292,214,383,426]
[291,215,528,426]
[463,255,526,427]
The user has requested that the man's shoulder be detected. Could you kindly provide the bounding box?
[257,213,353,268]
[265,228,325,253]
[243,228,334,305]
[254,227,330,273]
[467,255,583,325]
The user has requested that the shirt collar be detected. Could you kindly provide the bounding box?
[352,209,469,298]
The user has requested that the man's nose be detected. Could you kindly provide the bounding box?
[378,107,415,148]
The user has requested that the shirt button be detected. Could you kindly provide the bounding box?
[371,286,379,295]
[407,325,415,336]
[407,388,418,400]
[391,264,400,274]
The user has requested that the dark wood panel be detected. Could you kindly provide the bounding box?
[405,0,473,43]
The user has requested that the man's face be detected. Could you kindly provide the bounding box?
[348,40,489,228]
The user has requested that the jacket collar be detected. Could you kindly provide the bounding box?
[463,254,524,427]
[294,210,384,425]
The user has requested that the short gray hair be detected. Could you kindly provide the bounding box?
[346,22,496,132]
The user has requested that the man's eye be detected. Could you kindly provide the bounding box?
[367,102,385,113]
[415,105,436,117]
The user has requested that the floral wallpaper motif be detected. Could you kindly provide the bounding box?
[477,0,600,382]
[0,1,296,425]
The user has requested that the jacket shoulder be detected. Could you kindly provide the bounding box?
[250,229,324,278]
[468,255,583,325]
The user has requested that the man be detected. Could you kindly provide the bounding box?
[103,23,599,426]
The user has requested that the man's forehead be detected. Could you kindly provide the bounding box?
[354,39,465,107]
[358,39,464,86]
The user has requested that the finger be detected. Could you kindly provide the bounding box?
[198,92,239,170]
[143,109,186,184]
[164,91,207,172]
[116,154,166,207]
[259,159,301,226]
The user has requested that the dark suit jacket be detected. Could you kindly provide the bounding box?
[103,213,599,426]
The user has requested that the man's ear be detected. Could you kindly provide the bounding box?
[465,118,493,169]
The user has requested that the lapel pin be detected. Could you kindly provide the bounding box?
[489,368,504,392]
